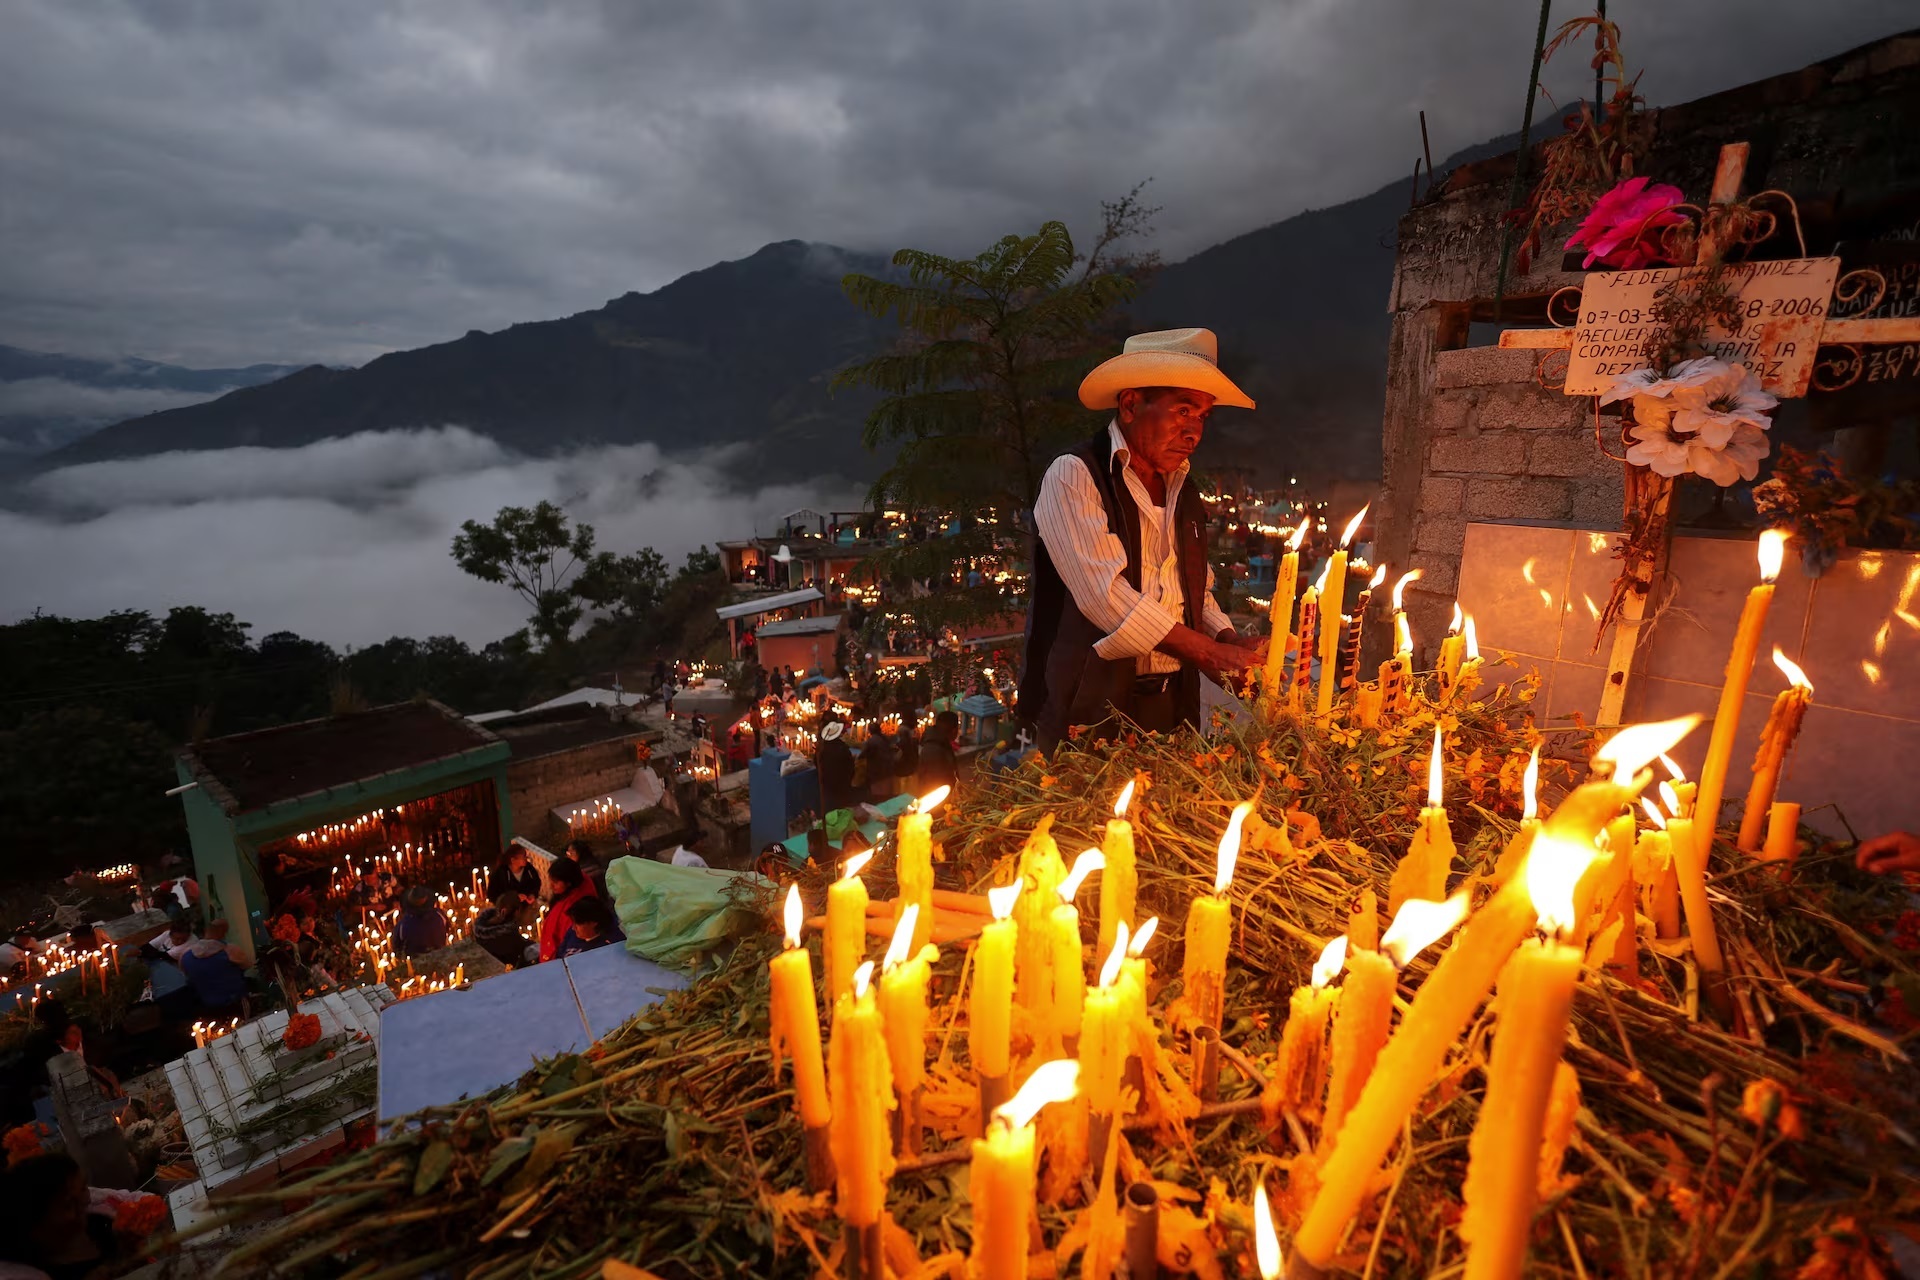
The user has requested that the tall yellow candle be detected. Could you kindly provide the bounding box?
[1316,505,1369,717]
[1014,825,1065,1011]
[970,884,1022,1083]
[829,961,893,1228]
[1737,650,1812,853]
[969,1061,1079,1280]
[1259,517,1310,714]
[1289,580,1321,712]
[1390,725,1455,914]
[878,906,938,1154]
[1694,529,1786,863]
[1294,717,1698,1269]
[1271,936,1345,1118]
[768,886,831,1132]
[1080,926,1131,1122]
[1667,810,1724,978]
[1097,781,1138,960]
[1119,915,1156,1034]
[1321,944,1397,1149]
[895,785,949,953]
[826,852,873,1007]
[1182,802,1251,1028]
[1048,849,1104,1050]
[1459,836,1594,1280]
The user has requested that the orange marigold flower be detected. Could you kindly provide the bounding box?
[1039,775,1057,788]
[270,914,301,945]
[4,1122,49,1166]
[282,1012,323,1052]
[113,1195,168,1241]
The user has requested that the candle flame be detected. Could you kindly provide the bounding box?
[1757,528,1786,583]
[1128,916,1159,956]
[1312,561,1330,595]
[1595,716,1701,783]
[1771,647,1812,691]
[1522,745,1540,821]
[1287,516,1310,552]
[1658,780,1681,816]
[916,785,951,815]
[1462,612,1479,661]
[1394,613,1412,655]
[1058,849,1106,901]
[987,882,1022,920]
[1254,1181,1283,1279]
[1640,798,1668,830]
[1366,563,1387,589]
[1114,779,1136,818]
[1099,923,1129,989]
[1340,504,1369,548]
[1660,753,1687,783]
[852,960,875,999]
[1215,802,1253,895]
[883,905,918,970]
[1426,725,1444,808]
[841,851,873,882]
[995,1059,1080,1130]
[782,884,803,949]
[1311,935,1349,989]
[1526,834,1601,936]
[1391,569,1421,611]
[1380,893,1470,968]
[1448,601,1463,635]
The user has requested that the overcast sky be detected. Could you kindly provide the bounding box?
[3,0,1912,369]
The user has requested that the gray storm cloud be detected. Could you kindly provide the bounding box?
[1,0,1912,367]
[2,429,855,648]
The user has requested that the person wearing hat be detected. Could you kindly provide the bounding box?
[393,886,450,956]
[1023,328,1264,750]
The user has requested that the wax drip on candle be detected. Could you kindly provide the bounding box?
[783,884,804,949]
[1216,802,1254,894]
[1378,893,1470,968]
[1253,1180,1283,1279]
[1099,922,1129,988]
[1522,746,1540,821]
[1128,916,1158,955]
[993,1059,1080,1130]
[1312,935,1349,988]
[1059,849,1105,901]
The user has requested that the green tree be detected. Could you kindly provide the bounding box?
[451,501,598,647]
[833,218,1141,631]
[574,548,671,624]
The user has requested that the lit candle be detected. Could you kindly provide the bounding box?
[1459,833,1598,1280]
[1380,570,1421,713]
[968,1060,1079,1280]
[1271,936,1345,1119]
[1661,755,1697,819]
[896,785,949,953]
[1317,505,1369,717]
[1667,803,1724,982]
[1097,781,1138,960]
[1342,563,1388,692]
[1182,802,1251,1029]
[1014,827,1065,1012]
[970,884,1022,1112]
[1355,681,1385,728]
[878,905,938,1156]
[1295,718,1698,1269]
[768,886,831,1135]
[1694,529,1787,863]
[827,852,874,1006]
[1736,650,1813,854]
[1048,849,1104,1053]
[1437,602,1466,692]
[1390,725,1456,915]
[1321,927,1398,1150]
[1079,925,1130,1165]
[1259,517,1311,714]
[1254,1178,1283,1279]
[1289,571,1322,713]
[1452,612,1484,698]
[1492,746,1542,888]
[1118,916,1158,1065]
[829,962,893,1235]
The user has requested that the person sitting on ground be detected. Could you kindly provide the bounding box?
[161,920,197,963]
[539,857,594,962]
[137,935,197,1022]
[392,887,450,957]
[353,866,396,923]
[179,921,252,1021]
[553,896,623,960]
[487,845,542,902]
[473,891,535,969]
[0,929,41,976]
[918,711,960,796]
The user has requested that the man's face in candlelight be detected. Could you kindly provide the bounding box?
[1117,386,1215,478]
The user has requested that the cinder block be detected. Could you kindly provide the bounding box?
[1415,513,1467,554]
[1431,434,1527,475]
[1428,388,1478,436]
[1408,551,1460,596]
[1527,432,1609,477]
[1466,477,1573,521]
[1420,475,1465,513]
[1489,386,1589,432]
[1434,345,1539,389]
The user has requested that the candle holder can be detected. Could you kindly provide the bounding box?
[1123,1180,1160,1279]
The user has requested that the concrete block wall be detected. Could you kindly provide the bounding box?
[507,736,651,841]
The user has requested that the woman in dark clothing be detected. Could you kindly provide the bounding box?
[918,711,960,796]
[815,721,856,814]
[487,846,542,902]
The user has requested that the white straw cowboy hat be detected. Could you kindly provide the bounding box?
[820,722,845,742]
[1078,327,1255,411]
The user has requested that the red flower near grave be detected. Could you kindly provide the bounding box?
[4,1121,49,1166]
[1566,176,1688,270]
[270,914,301,945]
[112,1195,167,1242]
[283,1012,323,1052]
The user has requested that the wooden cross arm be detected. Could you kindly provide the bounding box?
[1499,314,1920,352]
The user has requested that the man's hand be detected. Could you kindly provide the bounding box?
[1856,831,1920,876]
[1158,625,1258,687]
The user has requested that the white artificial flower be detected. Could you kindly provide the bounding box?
[1624,423,1691,477]
[1599,356,1727,408]
[1631,394,1674,432]
[1719,422,1771,481]
[1669,362,1777,446]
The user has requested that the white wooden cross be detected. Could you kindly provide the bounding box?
[1496,143,1920,725]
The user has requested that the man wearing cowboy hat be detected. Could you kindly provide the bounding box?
[1022,328,1263,750]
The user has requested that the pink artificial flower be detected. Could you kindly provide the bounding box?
[1566,176,1688,270]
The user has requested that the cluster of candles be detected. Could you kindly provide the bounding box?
[295,810,387,848]
[93,863,139,882]
[340,873,487,990]
[390,964,467,1001]
[324,840,453,898]
[2,935,121,1000]
[564,798,624,839]
[190,1016,242,1050]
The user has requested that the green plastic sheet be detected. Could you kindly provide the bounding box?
[604,856,773,971]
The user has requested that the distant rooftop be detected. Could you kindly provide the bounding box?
[180,701,500,816]
[716,586,823,621]
[755,614,843,638]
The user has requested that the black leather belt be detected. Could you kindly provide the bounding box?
[1133,673,1174,695]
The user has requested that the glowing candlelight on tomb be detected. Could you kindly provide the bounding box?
[1460,835,1598,1280]
[1097,781,1137,960]
[969,1061,1079,1280]
[1048,849,1104,1050]
[1737,649,1813,854]
[1253,1180,1283,1280]
[826,852,873,1006]
[1321,903,1407,1149]
[1272,935,1345,1117]
[1260,517,1311,714]
[878,904,937,1155]
[1661,754,1696,818]
[896,785,948,953]
[1118,914,1157,1047]
[1343,562,1388,693]
[1014,828,1065,1011]
[1078,923,1130,1158]
[1438,602,1467,691]
[829,961,892,1235]
[1390,725,1456,914]
[1453,610,1484,697]
[970,884,1021,1098]
[1290,566,1324,710]
[1183,803,1251,1028]
[769,886,830,1135]
[1316,505,1369,716]
[1694,529,1787,863]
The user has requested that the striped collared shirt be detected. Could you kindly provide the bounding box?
[1033,420,1230,675]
